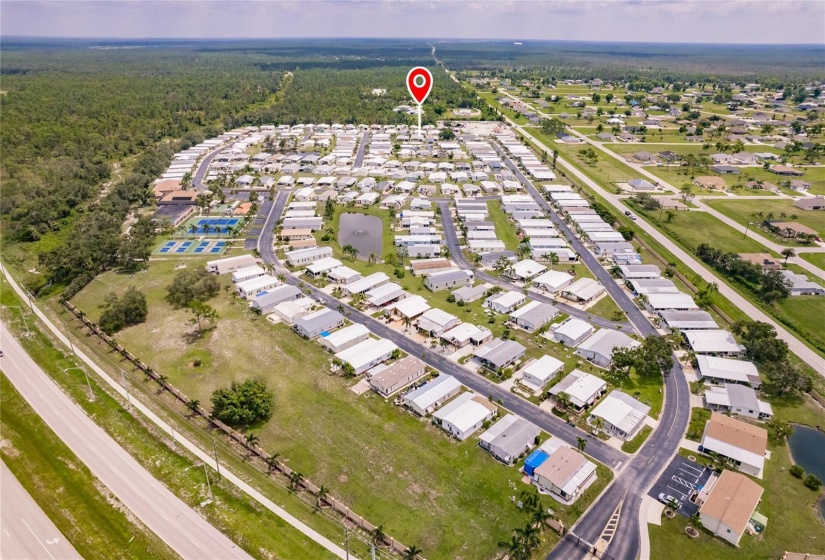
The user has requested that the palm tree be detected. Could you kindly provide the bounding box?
[202,223,212,237]
[368,252,377,264]
[403,315,412,332]
[689,512,703,529]
[555,391,572,410]
[498,535,529,560]
[315,484,330,508]
[265,453,280,474]
[288,471,303,491]
[371,524,387,547]
[188,224,198,236]
[577,437,587,453]
[244,433,259,458]
[520,488,539,511]
[781,247,796,263]
[592,416,605,433]
[515,524,541,550]
[185,399,201,418]
[403,545,423,560]
[277,273,286,283]
[530,506,553,528]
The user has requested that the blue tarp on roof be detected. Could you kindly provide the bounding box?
[523,450,549,477]
[320,331,331,337]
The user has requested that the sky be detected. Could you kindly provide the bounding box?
[2,0,824,45]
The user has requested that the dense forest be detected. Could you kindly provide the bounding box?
[0,40,491,295]
[433,40,825,80]
[4,38,817,295]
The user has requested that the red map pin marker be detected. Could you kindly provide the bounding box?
[407,66,433,105]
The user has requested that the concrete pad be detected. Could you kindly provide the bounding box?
[644,495,664,526]
[680,439,700,453]
[350,379,371,395]
[643,416,660,429]
[604,436,625,450]
[689,394,704,408]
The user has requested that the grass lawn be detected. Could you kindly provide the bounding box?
[1,278,339,560]
[585,294,624,322]
[67,257,602,560]
[599,368,664,420]
[771,295,825,355]
[487,200,521,251]
[685,408,711,442]
[706,198,825,238]
[0,374,174,560]
[648,443,825,559]
[621,425,653,454]
[630,204,769,254]
[801,252,825,270]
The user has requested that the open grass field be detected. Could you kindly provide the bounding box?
[0,374,175,560]
[487,200,521,251]
[706,198,825,238]
[629,205,769,254]
[67,255,612,559]
[649,441,825,559]
[1,277,340,560]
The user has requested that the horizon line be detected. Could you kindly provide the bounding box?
[2,35,824,47]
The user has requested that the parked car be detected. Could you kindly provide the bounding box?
[624,210,637,220]
[658,493,682,509]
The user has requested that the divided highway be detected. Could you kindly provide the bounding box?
[1,460,82,560]
[1,322,253,560]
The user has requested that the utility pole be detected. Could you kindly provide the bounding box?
[212,439,222,481]
[120,369,132,410]
[63,367,94,401]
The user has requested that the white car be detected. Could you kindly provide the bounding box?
[658,493,682,509]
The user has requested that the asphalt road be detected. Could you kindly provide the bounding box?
[193,145,225,191]
[0,323,252,560]
[1,461,82,560]
[488,142,691,560]
[353,131,370,168]
[436,201,632,331]
[258,193,626,468]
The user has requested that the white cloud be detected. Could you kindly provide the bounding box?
[1,0,823,43]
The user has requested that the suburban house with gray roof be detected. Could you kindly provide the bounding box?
[474,338,526,371]
[575,329,640,368]
[249,285,303,314]
[293,308,346,339]
[509,301,559,332]
[424,269,474,291]
[479,414,541,465]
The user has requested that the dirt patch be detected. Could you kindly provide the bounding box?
[0,437,20,458]
[337,473,349,484]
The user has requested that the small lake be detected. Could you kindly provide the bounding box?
[338,213,383,261]
[788,424,825,519]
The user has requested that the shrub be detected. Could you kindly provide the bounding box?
[98,286,148,334]
[790,465,805,479]
[211,379,274,427]
[804,474,823,491]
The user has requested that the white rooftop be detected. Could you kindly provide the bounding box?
[519,355,564,384]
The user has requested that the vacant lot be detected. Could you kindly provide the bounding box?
[69,257,608,559]
[706,198,825,238]
[628,205,769,254]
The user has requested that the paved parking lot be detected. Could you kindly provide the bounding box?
[648,456,712,518]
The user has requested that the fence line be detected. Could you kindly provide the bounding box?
[62,300,418,558]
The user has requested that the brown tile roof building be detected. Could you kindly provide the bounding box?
[704,412,767,456]
[699,470,763,545]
